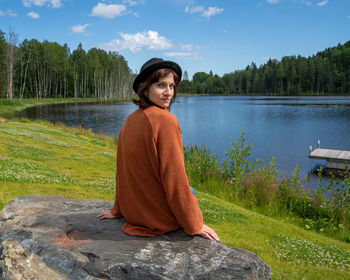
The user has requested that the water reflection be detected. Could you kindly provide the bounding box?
[18,102,135,137]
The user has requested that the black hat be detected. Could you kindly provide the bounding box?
[133,58,182,93]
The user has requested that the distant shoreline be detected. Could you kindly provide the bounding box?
[1,94,350,118]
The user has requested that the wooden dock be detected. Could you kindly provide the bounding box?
[308,140,350,170]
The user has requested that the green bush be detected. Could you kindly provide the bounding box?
[183,144,222,182]
[184,129,350,242]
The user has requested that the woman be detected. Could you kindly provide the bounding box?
[98,58,219,241]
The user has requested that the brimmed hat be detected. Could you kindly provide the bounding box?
[133,58,182,93]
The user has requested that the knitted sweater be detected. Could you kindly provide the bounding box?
[111,105,203,237]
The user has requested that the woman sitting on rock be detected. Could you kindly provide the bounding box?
[98,58,220,241]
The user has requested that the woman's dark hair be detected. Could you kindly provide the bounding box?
[133,68,180,109]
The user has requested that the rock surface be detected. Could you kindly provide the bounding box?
[0,195,271,280]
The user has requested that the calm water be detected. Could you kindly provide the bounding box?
[15,96,350,180]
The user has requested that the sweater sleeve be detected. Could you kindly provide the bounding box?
[156,115,203,235]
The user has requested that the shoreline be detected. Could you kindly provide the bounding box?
[0,97,133,119]
[2,94,350,118]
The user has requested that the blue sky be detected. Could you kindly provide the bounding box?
[0,0,349,78]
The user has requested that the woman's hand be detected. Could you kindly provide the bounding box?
[197,224,220,241]
[97,210,119,220]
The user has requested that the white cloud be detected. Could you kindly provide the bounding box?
[50,0,62,8]
[124,0,138,6]
[23,0,62,8]
[184,6,204,14]
[301,1,312,6]
[91,3,127,19]
[266,0,280,4]
[101,30,173,53]
[185,6,223,19]
[27,11,40,18]
[23,0,46,7]
[202,7,224,19]
[317,0,328,6]
[8,10,18,17]
[164,52,195,59]
[180,44,194,51]
[72,24,91,34]
[0,9,19,17]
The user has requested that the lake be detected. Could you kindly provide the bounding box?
[15,96,350,182]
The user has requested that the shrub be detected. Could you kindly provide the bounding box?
[184,129,350,242]
[184,144,222,183]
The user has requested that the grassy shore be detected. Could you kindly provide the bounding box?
[0,118,349,279]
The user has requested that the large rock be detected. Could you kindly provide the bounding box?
[0,195,271,279]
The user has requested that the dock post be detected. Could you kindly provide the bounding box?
[317,140,320,149]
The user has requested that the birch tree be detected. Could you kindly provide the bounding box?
[6,28,18,99]
[0,29,6,98]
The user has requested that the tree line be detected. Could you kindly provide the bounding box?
[0,29,134,100]
[0,28,349,99]
[180,40,350,95]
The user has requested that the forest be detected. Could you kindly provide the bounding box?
[0,28,349,99]
[181,40,350,95]
[0,29,134,100]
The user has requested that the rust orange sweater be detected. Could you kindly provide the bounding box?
[111,105,203,237]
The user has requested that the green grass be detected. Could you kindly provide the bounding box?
[0,120,349,279]
[198,192,350,280]
[0,120,117,203]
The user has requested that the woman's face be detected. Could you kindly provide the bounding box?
[146,73,175,109]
